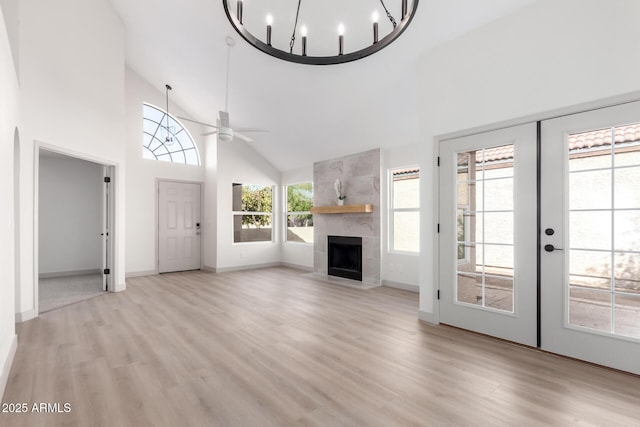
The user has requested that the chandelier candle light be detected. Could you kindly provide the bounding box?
[223,0,419,65]
[237,0,243,24]
[372,11,379,44]
[266,14,273,46]
[301,25,308,56]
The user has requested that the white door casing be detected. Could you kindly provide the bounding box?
[158,181,202,273]
[439,123,538,347]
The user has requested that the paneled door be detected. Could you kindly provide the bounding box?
[158,181,202,273]
[541,102,640,374]
[439,123,538,346]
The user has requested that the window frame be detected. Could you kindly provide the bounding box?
[142,103,200,166]
[388,166,421,255]
[284,181,314,244]
[232,183,275,244]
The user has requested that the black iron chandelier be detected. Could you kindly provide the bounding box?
[222,0,419,65]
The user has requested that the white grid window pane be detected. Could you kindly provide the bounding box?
[142,103,200,165]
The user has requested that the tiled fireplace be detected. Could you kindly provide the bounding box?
[313,149,381,286]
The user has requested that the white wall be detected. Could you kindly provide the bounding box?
[17,0,127,320]
[0,0,18,77]
[281,166,314,270]
[39,155,103,275]
[417,0,640,319]
[216,140,281,271]
[203,134,218,271]
[124,68,206,276]
[381,145,421,290]
[0,3,18,401]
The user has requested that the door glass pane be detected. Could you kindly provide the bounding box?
[456,144,514,313]
[569,288,611,332]
[569,250,611,290]
[567,123,640,338]
[613,123,640,167]
[569,211,611,250]
[482,212,514,245]
[614,252,640,293]
[569,170,611,210]
[484,178,513,211]
[614,294,640,339]
[614,167,640,209]
[457,272,482,306]
[614,210,640,252]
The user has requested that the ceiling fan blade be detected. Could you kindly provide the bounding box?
[234,128,269,133]
[219,110,230,128]
[234,132,254,143]
[202,130,219,136]
[178,116,219,129]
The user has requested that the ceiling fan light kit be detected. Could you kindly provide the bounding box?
[163,84,175,146]
[218,127,234,142]
[223,0,419,65]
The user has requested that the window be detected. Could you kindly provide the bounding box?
[142,103,200,165]
[232,183,273,243]
[286,182,313,243]
[389,167,420,253]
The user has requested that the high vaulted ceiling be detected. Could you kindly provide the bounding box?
[109,0,536,171]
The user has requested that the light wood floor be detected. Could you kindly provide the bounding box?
[3,267,640,426]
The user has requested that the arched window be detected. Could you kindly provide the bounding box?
[142,103,200,165]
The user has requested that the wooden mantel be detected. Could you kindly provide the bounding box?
[310,204,374,214]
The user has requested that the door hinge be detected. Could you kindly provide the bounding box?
[103,268,110,275]
[104,177,111,183]
[437,156,440,167]
[437,223,440,233]
[437,290,440,300]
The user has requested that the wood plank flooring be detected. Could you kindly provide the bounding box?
[2,267,640,426]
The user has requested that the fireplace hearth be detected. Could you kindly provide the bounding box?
[328,236,362,281]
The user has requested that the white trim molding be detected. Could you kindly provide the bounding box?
[382,280,419,293]
[15,308,37,323]
[0,334,18,401]
[418,310,437,325]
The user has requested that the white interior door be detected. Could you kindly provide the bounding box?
[102,167,112,292]
[158,181,202,273]
[541,102,640,374]
[439,123,538,346]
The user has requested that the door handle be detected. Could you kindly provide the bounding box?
[544,244,563,252]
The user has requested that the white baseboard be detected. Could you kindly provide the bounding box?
[202,265,217,273]
[0,334,17,401]
[382,280,419,293]
[215,262,282,273]
[281,262,314,272]
[418,310,437,325]
[15,308,37,323]
[125,270,156,278]
[303,272,381,290]
[39,268,101,279]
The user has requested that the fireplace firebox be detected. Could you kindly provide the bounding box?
[328,236,362,281]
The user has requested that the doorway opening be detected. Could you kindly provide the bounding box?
[37,148,114,313]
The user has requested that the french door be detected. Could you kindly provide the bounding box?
[439,123,538,347]
[541,102,640,374]
[439,103,640,374]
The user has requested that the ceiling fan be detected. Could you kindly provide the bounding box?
[179,36,267,143]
